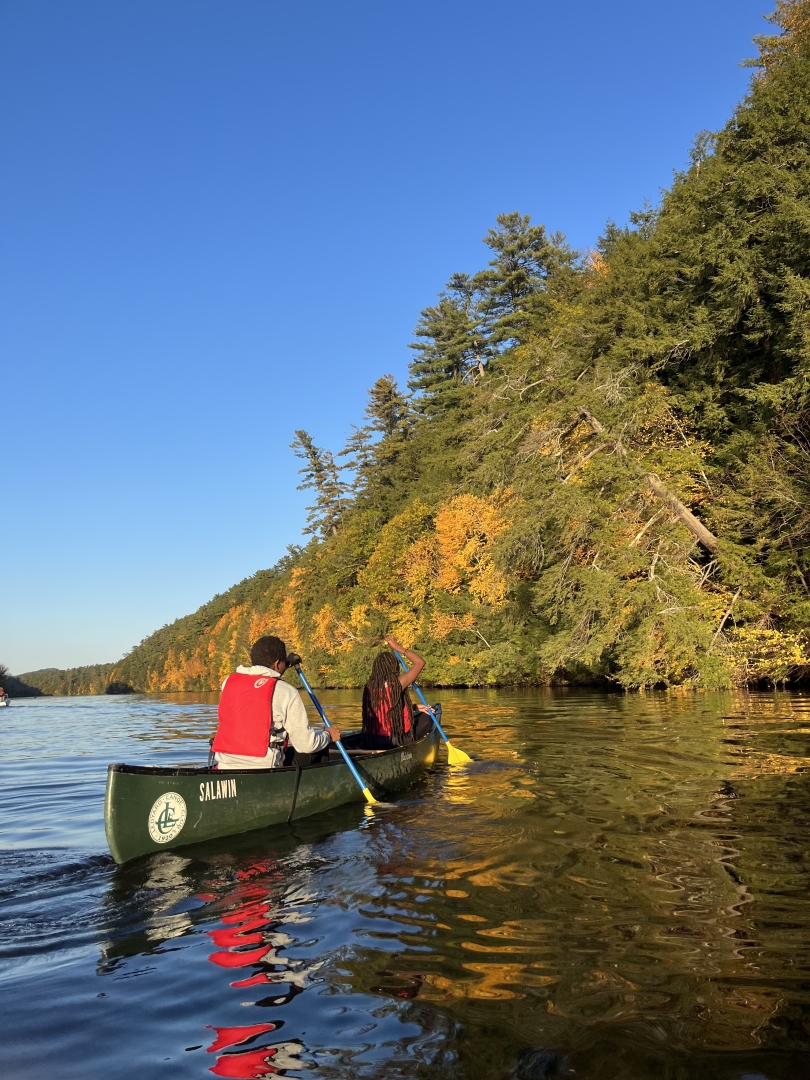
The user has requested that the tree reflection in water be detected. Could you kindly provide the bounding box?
[83,689,810,1079]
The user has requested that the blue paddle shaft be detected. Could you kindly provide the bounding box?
[295,666,373,795]
[393,650,453,746]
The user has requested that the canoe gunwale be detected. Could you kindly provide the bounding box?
[104,724,441,864]
[107,727,433,777]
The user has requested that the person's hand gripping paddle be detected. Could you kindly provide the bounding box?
[392,649,472,765]
[289,656,378,805]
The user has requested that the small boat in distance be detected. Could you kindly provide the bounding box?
[104,722,441,865]
[0,692,10,708]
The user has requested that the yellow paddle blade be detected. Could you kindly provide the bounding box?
[445,741,472,765]
[362,787,378,804]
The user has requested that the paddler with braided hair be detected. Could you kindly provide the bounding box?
[213,635,341,769]
[361,635,434,749]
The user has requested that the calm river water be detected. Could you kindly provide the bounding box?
[2,690,810,1079]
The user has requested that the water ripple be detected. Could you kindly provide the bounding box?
[2,690,810,1077]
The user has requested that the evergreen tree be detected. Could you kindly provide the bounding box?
[290,429,349,537]
[408,215,576,413]
[340,375,413,497]
[408,280,488,412]
[365,374,412,438]
[475,211,577,346]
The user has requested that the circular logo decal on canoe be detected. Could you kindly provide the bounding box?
[254,677,269,688]
[148,792,187,844]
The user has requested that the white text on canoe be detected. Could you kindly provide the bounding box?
[199,778,237,802]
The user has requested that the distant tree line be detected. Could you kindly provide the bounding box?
[5,664,120,697]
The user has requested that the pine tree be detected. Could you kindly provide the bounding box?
[475,211,576,347]
[290,430,349,537]
[408,215,576,414]
[408,273,491,412]
[365,374,412,438]
[340,375,413,497]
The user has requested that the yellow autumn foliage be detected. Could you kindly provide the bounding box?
[402,533,437,606]
[586,250,608,275]
[349,604,371,631]
[730,627,810,683]
[359,501,433,606]
[430,492,512,605]
[757,1,810,75]
[310,604,337,653]
[431,611,477,641]
[359,491,514,644]
[387,605,422,648]
[310,604,350,654]
[310,601,370,655]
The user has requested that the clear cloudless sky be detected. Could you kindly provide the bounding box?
[0,0,772,673]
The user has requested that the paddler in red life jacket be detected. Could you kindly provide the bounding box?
[361,636,434,750]
[212,635,341,769]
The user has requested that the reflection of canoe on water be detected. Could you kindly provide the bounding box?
[105,723,441,865]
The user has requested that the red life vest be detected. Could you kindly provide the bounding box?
[212,673,279,757]
[362,681,411,740]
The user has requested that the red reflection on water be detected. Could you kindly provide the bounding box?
[200,860,311,1073]
[207,1025,277,1053]
[207,1026,282,1078]
[208,944,271,967]
[222,906,271,924]
[209,1047,279,1077]
[235,862,275,881]
[206,880,280,968]
[230,972,274,988]
[208,923,265,948]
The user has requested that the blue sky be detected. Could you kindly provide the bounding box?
[1,0,772,674]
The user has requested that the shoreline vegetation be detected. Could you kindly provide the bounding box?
[1,664,123,698]
[10,3,810,698]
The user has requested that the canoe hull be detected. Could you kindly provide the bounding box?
[104,727,440,865]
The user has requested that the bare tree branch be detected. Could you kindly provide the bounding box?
[708,588,742,653]
[629,508,666,547]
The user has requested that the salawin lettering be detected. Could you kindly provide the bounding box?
[199,778,238,802]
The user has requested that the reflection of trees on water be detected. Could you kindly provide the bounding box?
[333,692,810,1070]
[92,690,810,1077]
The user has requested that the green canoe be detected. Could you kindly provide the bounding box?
[104,726,441,865]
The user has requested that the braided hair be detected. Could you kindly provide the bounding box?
[362,651,413,746]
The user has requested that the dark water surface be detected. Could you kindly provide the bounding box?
[2,690,810,1079]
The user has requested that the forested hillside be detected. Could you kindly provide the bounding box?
[12,664,116,697]
[18,2,810,694]
[0,663,44,697]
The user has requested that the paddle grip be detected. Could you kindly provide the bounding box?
[392,650,453,746]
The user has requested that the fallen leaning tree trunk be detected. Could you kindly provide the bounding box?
[572,407,721,555]
[641,471,719,554]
